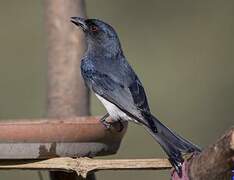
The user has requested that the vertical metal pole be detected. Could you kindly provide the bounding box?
[44,0,94,179]
[45,0,89,117]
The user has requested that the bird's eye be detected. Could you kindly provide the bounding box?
[90,25,98,32]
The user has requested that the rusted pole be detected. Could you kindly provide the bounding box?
[44,0,93,179]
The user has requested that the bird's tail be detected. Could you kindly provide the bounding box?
[143,114,201,176]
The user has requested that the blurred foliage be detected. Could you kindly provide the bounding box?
[0,0,233,180]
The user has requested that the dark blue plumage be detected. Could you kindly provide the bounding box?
[71,17,201,177]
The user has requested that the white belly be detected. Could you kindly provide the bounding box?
[95,94,131,121]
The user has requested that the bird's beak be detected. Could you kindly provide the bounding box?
[70,17,88,32]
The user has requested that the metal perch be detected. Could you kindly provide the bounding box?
[0,127,232,180]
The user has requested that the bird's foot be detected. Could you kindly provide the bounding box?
[101,120,112,130]
[100,114,125,132]
[100,113,112,130]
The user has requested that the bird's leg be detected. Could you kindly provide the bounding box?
[100,113,111,129]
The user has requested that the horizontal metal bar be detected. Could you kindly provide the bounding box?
[0,116,127,159]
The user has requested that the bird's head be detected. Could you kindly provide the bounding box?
[71,17,122,56]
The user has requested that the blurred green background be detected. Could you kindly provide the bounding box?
[0,0,233,180]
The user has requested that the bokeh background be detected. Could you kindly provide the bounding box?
[0,0,233,180]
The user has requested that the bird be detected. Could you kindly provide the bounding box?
[70,16,201,177]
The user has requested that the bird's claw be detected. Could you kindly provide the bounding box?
[101,120,112,130]
[100,113,112,130]
[100,113,124,132]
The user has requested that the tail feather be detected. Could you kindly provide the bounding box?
[143,114,201,176]
[154,116,201,153]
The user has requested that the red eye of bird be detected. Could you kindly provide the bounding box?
[90,25,98,32]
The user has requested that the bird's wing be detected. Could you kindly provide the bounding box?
[82,67,151,127]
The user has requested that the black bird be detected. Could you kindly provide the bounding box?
[71,17,201,176]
